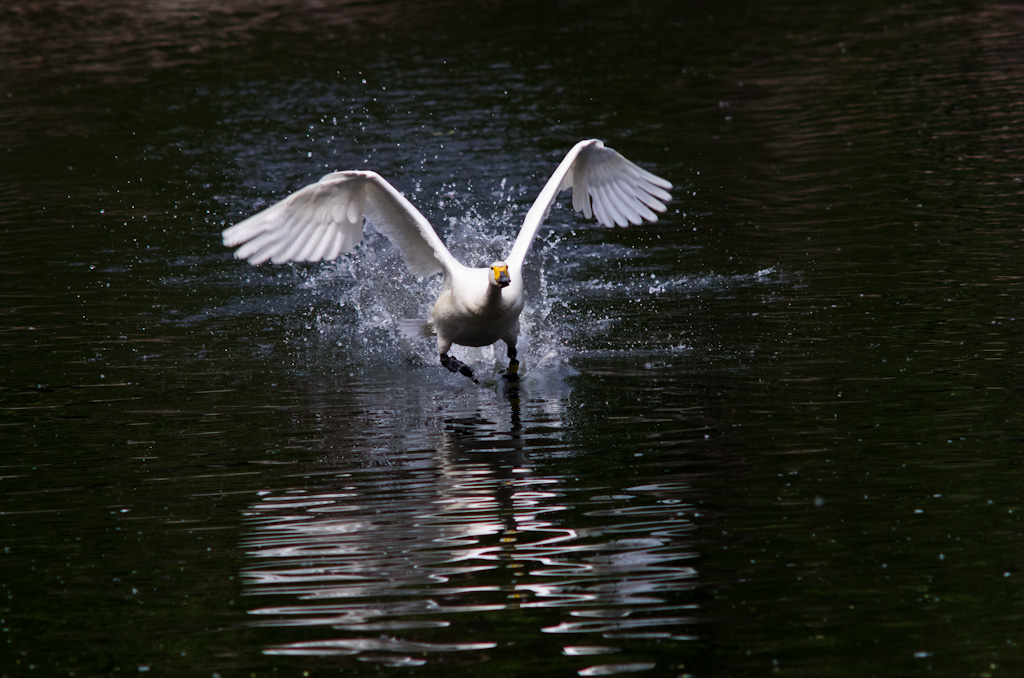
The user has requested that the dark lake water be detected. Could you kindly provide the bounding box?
[3,1,1023,676]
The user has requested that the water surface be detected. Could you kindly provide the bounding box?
[2,1,1023,676]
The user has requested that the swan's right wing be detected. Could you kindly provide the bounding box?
[507,139,672,268]
[222,170,455,277]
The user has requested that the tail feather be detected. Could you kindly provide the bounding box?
[398,318,434,340]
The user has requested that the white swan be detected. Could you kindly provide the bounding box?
[222,139,672,382]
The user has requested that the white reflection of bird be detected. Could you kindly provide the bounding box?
[222,139,672,383]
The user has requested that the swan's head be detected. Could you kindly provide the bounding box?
[490,261,511,288]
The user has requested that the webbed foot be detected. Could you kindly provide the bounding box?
[441,353,478,384]
[503,359,520,382]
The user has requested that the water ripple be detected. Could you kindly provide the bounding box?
[241,457,698,663]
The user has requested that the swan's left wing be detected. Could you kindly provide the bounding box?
[507,139,672,268]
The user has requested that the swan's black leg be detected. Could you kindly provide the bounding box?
[441,353,478,384]
[504,344,520,382]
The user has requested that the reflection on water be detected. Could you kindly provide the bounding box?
[240,412,697,670]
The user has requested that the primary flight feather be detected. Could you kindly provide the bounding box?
[223,139,672,382]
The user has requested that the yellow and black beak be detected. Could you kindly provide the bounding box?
[492,265,511,287]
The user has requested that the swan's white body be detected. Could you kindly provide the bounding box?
[223,139,672,380]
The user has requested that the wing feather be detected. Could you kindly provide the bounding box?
[222,170,455,277]
[594,183,622,227]
[296,217,334,262]
[277,217,320,262]
[234,229,283,264]
[507,139,672,268]
[605,179,639,225]
[611,174,659,224]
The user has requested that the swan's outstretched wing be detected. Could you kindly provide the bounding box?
[222,170,455,277]
[507,139,672,268]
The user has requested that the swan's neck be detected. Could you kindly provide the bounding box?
[485,285,506,305]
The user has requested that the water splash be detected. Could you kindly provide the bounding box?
[291,193,581,383]
[577,265,783,298]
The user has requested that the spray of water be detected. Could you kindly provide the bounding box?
[289,186,579,384]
